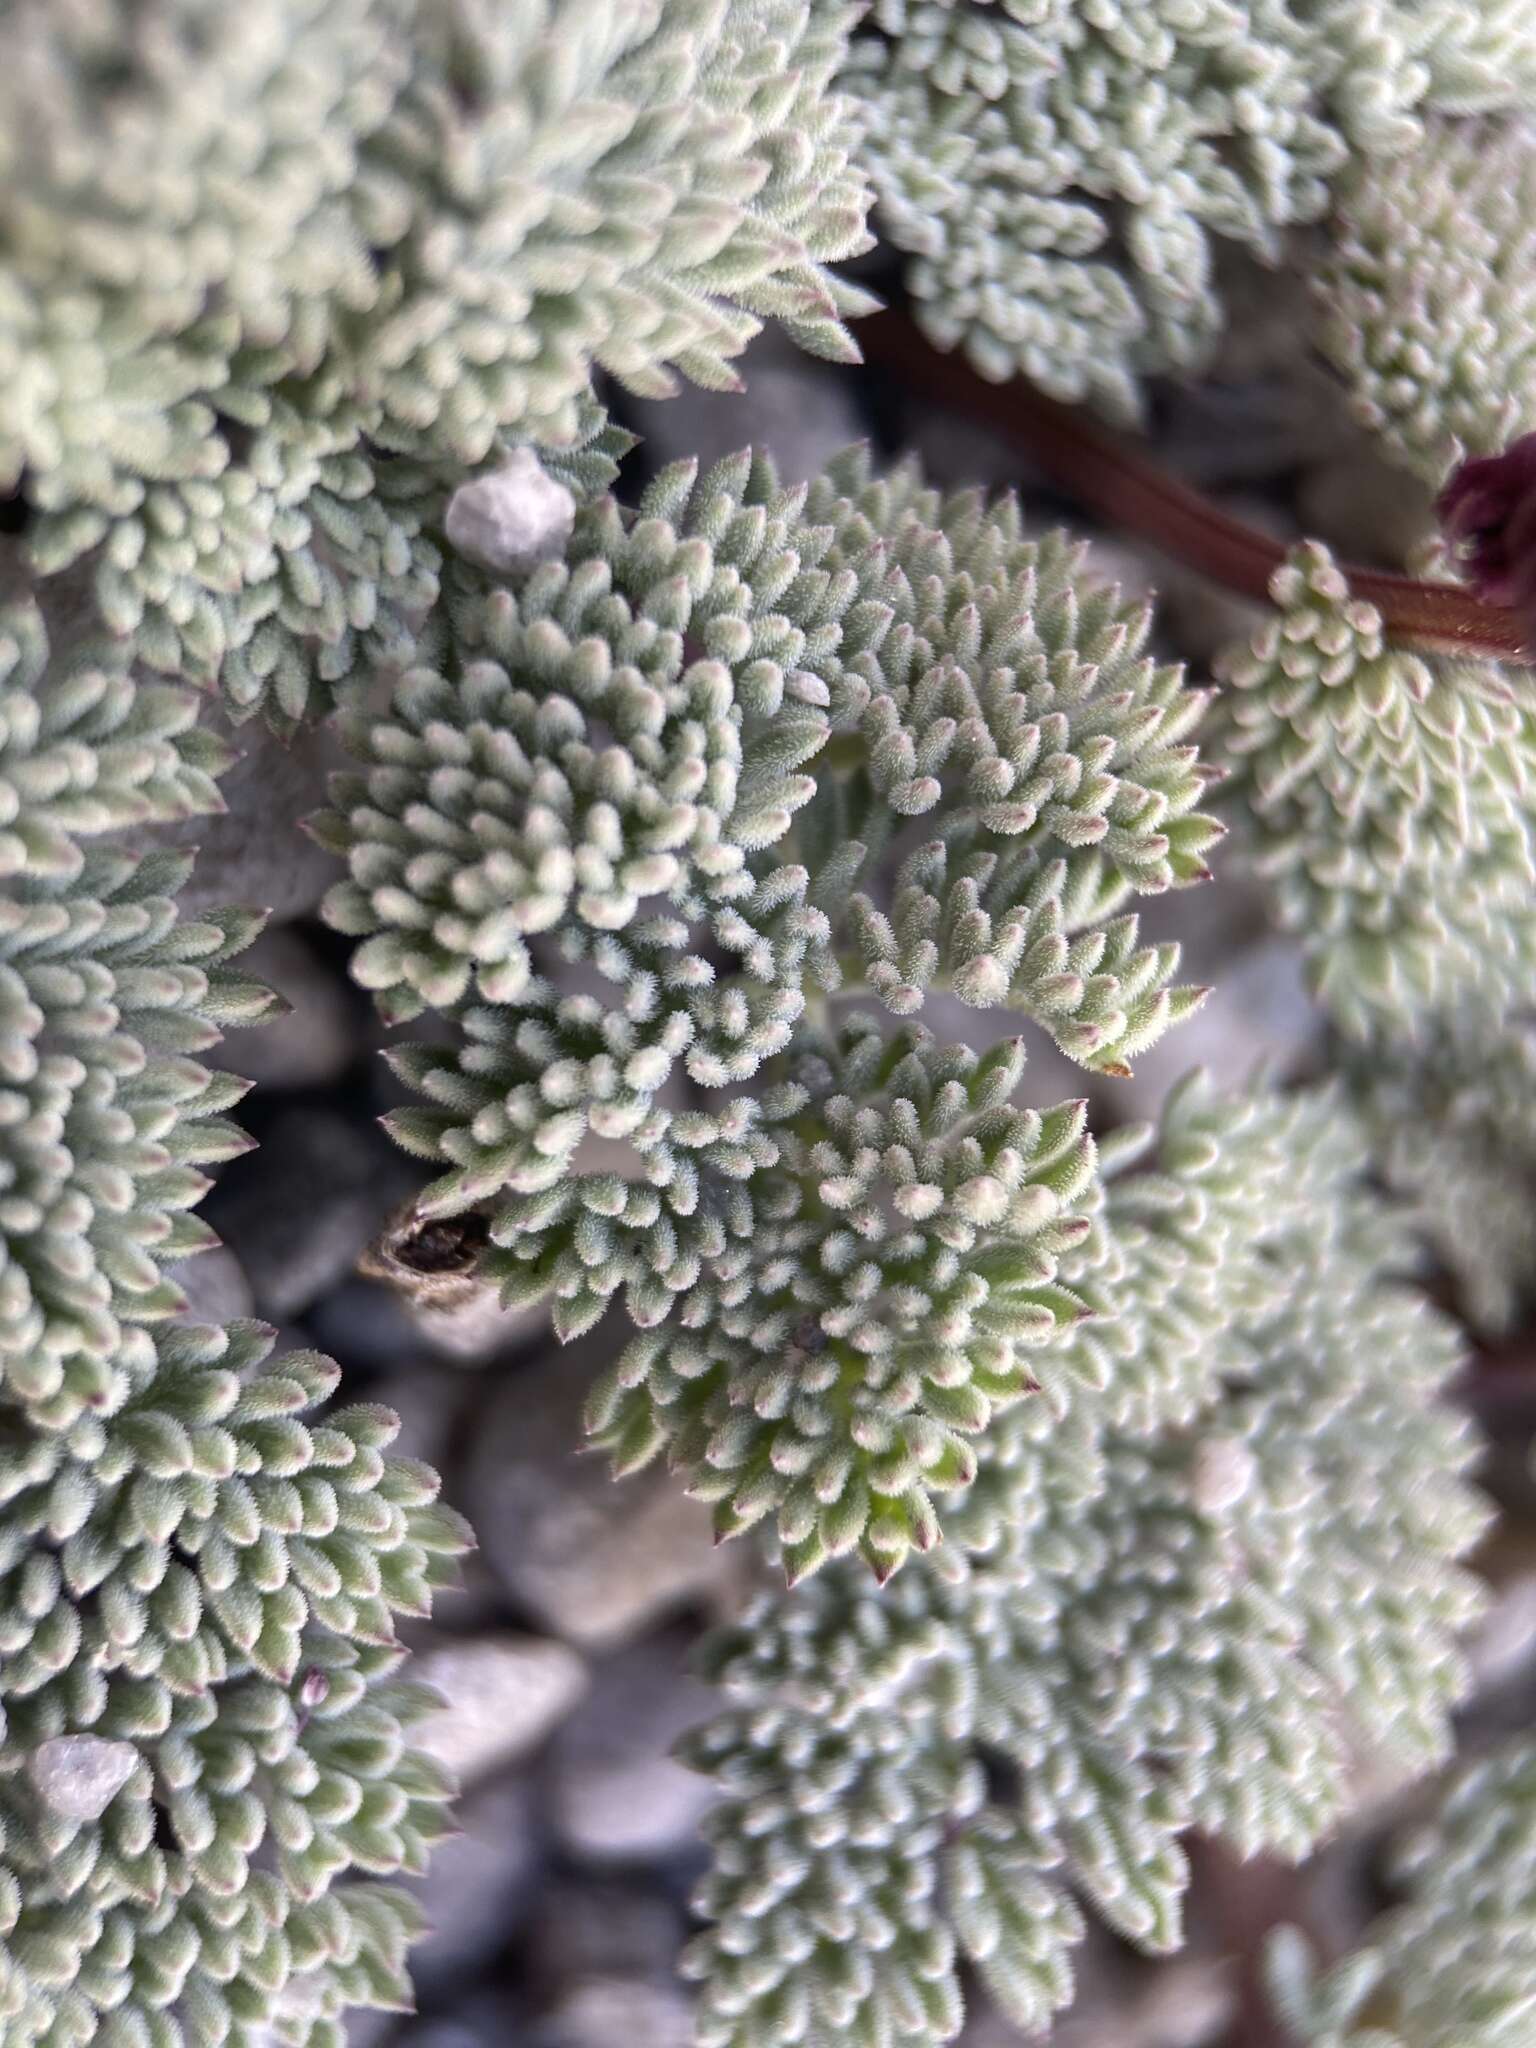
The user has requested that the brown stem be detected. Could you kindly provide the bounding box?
[859,312,1536,667]
[1186,1838,1307,2048]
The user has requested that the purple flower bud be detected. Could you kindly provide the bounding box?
[294,1666,330,1734]
[1436,432,1536,612]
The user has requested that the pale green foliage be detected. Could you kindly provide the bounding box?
[319,447,857,1041]
[0,1324,465,2048]
[1315,116,1536,478]
[807,456,1221,1069]
[0,598,468,2046]
[585,1016,1098,1582]
[325,444,1223,1571]
[1210,541,1536,1038]
[3,4,1523,2044]
[1348,1019,1536,1336]
[0,0,872,721]
[0,610,267,1399]
[1414,1,1536,110]
[1268,1740,1536,2047]
[837,0,1534,417]
[0,607,228,873]
[323,444,1218,1079]
[681,1077,1486,2048]
[1050,1071,1367,1437]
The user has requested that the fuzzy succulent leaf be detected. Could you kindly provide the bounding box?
[1347,1017,1536,1336]
[329,446,1221,1208]
[329,446,1228,1574]
[0,1319,468,2048]
[801,453,1223,1072]
[0,606,275,1411]
[320,445,858,1057]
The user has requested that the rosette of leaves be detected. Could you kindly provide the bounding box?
[582,1014,1097,1582]
[800,452,1222,1072]
[0,1322,467,2048]
[679,1078,1487,2048]
[326,445,1223,1568]
[1209,540,1536,1037]
[317,447,858,1086]
[1051,1069,1377,1440]
[0,597,469,2044]
[0,0,873,720]
[325,446,1219,1137]
[0,607,262,1408]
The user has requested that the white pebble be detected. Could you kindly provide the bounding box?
[1189,1435,1259,1515]
[444,448,576,575]
[28,1735,139,1821]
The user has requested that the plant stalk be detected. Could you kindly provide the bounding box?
[858,311,1536,667]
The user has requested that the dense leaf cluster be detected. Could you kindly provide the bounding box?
[0,604,466,2046]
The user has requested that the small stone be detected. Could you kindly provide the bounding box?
[304,1275,435,1373]
[412,1634,588,1785]
[168,1246,254,1326]
[445,449,575,575]
[397,1991,525,2048]
[524,1879,683,1998]
[140,715,344,924]
[410,1286,551,1363]
[1189,1436,1258,1515]
[464,1331,737,1649]
[209,925,357,1092]
[406,1774,541,1998]
[548,1632,717,1864]
[28,1735,139,1821]
[364,1350,471,1473]
[624,329,867,488]
[534,1979,692,2048]
[1468,1572,1536,1693]
[204,1107,418,1319]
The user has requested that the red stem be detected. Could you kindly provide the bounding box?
[859,313,1536,667]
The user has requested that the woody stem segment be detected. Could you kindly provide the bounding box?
[858,311,1536,667]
